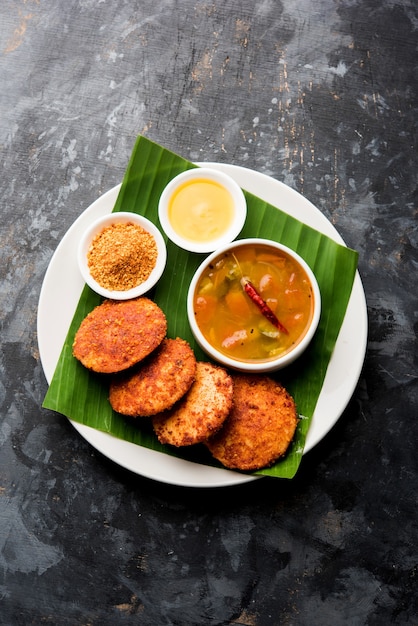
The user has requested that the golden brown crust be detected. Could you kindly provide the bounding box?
[109,338,196,417]
[152,362,233,447]
[205,374,298,471]
[72,297,167,373]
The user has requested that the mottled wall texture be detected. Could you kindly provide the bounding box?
[1,1,417,625]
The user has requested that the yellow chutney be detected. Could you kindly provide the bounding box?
[168,178,234,243]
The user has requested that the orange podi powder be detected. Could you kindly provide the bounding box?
[87,222,158,291]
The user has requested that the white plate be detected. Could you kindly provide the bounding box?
[37,163,368,488]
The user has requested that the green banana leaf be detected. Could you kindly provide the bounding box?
[43,135,359,479]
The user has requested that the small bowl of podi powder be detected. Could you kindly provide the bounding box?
[78,212,167,299]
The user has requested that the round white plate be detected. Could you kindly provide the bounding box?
[37,163,368,488]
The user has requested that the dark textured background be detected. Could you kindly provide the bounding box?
[1,1,417,624]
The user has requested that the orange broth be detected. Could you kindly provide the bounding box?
[193,244,316,362]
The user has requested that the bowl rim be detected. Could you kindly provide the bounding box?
[158,167,247,253]
[187,237,322,372]
[77,211,167,300]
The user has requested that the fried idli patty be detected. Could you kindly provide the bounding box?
[72,297,167,374]
[109,338,197,417]
[152,362,233,447]
[205,374,298,471]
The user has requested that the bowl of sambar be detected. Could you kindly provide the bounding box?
[187,238,321,372]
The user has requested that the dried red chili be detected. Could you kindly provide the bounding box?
[240,277,288,334]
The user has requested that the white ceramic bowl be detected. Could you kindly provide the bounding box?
[187,238,321,372]
[78,212,167,300]
[158,167,247,253]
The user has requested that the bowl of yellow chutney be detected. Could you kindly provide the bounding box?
[158,168,247,253]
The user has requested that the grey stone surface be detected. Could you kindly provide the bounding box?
[1,1,417,624]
